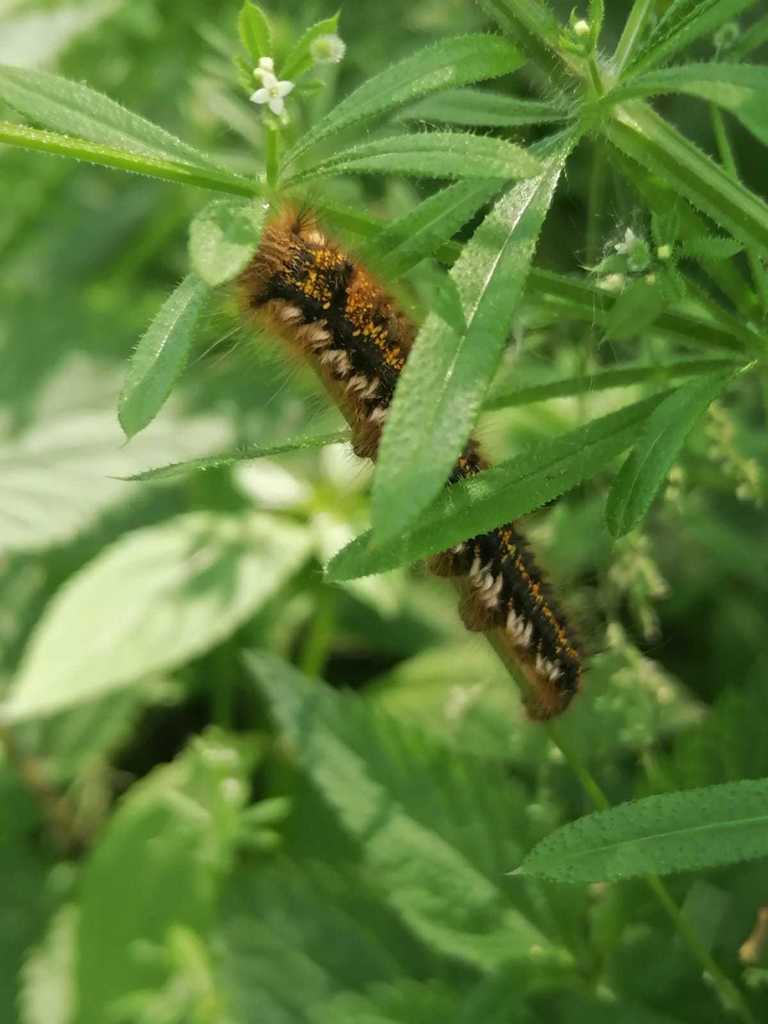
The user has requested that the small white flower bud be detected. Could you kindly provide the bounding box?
[310,33,346,65]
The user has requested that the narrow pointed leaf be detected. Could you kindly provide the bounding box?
[401,88,568,128]
[371,132,575,544]
[126,430,352,482]
[119,275,210,439]
[629,0,757,73]
[363,179,502,279]
[0,64,220,167]
[517,778,768,883]
[238,2,272,65]
[0,122,260,197]
[605,370,734,537]
[612,64,768,147]
[485,357,741,409]
[287,131,540,186]
[605,103,768,255]
[329,393,667,581]
[284,35,525,165]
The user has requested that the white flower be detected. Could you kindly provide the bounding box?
[598,273,625,293]
[614,227,637,255]
[253,56,274,79]
[250,70,295,116]
[310,33,346,64]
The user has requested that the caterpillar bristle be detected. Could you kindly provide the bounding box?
[238,207,584,719]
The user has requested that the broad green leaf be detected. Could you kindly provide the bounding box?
[0,408,228,557]
[329,393,668,581]
[284,35,525,165]
[401,88,568,128]
[0,121,260,198]
[0,1,115,68]
[0,64,220,167]
[517,777,768,883]
[605,370,734,537]
[281,13,340,82]
[364,179,502,279]
[218,862,429,1020]
[628,0,757,73]
[119,274,210,439]
[613,64,768,147]
[2,512,311,721]
[19,905,77,1024]
[238,1,272,65]
[247,651,561,970]
[77,731,249,1024]
[126,430,352,482]
[605,103,768,256]
[486,358,741,410]
[188,196,267,287]
[287,131,541,186]
[371,132,575,544]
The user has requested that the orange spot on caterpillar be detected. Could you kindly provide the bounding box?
[238,207,583,718]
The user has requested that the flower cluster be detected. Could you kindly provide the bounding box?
[250,57,294,117]
[248,33,345,120]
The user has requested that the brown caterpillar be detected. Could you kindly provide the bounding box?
[238,208,582,719]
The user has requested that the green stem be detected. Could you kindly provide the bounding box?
[0,121,261,198]
[546,722,757,1024]
[265,124,281,189]
[587,55,604,97]
[299,587,337,678]
[612,0,654,77]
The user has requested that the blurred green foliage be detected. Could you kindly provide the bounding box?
[1,1,768,1021]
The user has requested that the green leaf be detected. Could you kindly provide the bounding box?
[400,88,568,128]
[605,102,768,256]
[0,64,220,167]
[2,512,311,721]
[0,408,228,557]
[77,730,250,1024]
[119,274,210,439]
[605,370,734,537]
[629,0,758,73]
[364,179,501,280]
[19,906,77,1024]
[188,197,267,287]
[329,393,668,581]
[680,234,744,263]
[284,34,525,165]
[371,132,574,545]
[286,131,541,186]
[616,63,768,148]
[218,862,430,1020]
[486,358,741,409]
[246,651,560,970]
[517,777,768,883]
[238,1,272,65]
[281,13,340,82]
[126,430,352,482]
[590,0,606,41]
[0,121,260,198]
[603,276,668,341]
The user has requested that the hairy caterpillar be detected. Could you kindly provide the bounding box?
[238,208,582,719]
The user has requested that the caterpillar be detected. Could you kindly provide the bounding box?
[238,207,582,719]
